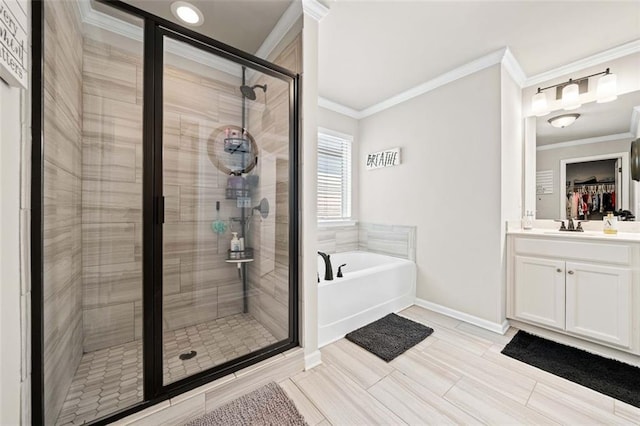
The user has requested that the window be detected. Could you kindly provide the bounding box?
[317,130,352,222]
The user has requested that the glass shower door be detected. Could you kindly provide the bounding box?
[160,34,294,385]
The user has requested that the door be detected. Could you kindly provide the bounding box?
[158,32,297,387]
[514,256,566,330]
[565,262,632,348]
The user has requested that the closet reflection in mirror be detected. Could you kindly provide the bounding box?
[535,90,640,220]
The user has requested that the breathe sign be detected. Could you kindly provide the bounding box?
[366,147,401,170]
[0,0,27,89]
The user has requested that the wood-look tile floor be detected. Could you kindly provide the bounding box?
[279,305,640,425]
[55,313,276,426]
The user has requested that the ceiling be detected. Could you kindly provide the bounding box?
[319,1,640,111]
[120,0,293,54]
[536,91,640,146]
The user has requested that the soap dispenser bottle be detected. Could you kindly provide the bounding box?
[603,212,618,235]
[230,232,241,251]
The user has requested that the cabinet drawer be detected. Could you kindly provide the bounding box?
[514,238,630,265]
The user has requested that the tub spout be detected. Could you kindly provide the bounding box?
[317,251,333,281]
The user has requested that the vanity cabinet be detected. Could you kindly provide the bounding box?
[514,256,565,330]
[508,234,638,354]
[565,262,631,348]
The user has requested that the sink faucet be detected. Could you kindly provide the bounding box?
[556,218,584,232]
[317,251,333,281]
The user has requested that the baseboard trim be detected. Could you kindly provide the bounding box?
[304,350,322,370]
[414,298,509,335]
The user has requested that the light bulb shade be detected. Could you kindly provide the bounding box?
[548,113,580,128]
[531,91,549,117]
[561,83,581,110]
[597,72,617,103]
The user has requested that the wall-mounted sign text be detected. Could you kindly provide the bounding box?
[0,0,28,89]
[366,147,401,170]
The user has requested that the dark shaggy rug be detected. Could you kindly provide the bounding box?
[186,382,307,425]
[502,331,640,408]
[345,313,434,362]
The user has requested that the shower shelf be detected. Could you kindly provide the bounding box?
[226,248,254,262]
[225,187,250,199]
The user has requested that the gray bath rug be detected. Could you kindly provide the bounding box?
[186,382,307,426]
[345,313,434,362]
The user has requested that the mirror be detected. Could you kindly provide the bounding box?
[532,90,640,220]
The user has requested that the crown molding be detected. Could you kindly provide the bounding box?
[302,0,330,21]
[255,1,303,60]
[318,97,361,119]
[319,47,508,119]
[79,0,143,41]
[502,47,527,86]
[319,40,640,121]
[536,132,633,152]
[78,0,241,76]
[353,48,506,119]
[525,39,640,88]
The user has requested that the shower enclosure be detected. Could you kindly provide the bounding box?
[31,1,299,424]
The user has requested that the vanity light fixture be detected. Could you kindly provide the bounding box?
[548,113,580,129]
[171,1,204,26]
[561,81,581,110]
[596,70,617,103]
[531,68,617,116]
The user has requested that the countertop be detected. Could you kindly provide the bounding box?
[507,228,640,243]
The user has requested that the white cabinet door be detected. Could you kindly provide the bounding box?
[514,256,566,330]
[565,262,632,348]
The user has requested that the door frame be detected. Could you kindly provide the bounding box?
[30,0,300,424]
[559,151,630,219]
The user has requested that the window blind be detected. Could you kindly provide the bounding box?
[317,132,352,221]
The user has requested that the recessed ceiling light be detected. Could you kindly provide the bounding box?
[171,1,203,26]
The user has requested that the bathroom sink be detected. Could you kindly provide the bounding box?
[541,230,605,237]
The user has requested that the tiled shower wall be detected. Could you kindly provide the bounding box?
[160,53,246,334]
[80,37,253,351]
[43,0,84,421]
[80,37,144,352]
[318,222,417,261]
[246,34,302,341]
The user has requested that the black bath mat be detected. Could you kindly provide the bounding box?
[345,313,433,362]
[502,331,640,408]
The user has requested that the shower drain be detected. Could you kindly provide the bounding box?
[179,350,197,360]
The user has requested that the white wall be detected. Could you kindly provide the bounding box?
[0,81,24,425]
[536,137,632,219]
[301,13,321,368]
[318,106,359,221]
[500,66,523,320]
[358,65,506,324]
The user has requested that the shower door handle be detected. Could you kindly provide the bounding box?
[156,196,165,224]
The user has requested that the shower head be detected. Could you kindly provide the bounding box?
[240,84,267,100]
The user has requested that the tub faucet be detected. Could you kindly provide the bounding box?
[317,251,333,281]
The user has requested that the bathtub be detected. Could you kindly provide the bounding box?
[318,251,416,347]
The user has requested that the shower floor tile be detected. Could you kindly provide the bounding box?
[56,313,277,426]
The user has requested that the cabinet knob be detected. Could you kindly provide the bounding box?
[556,268,562,273]
[568,270,575,275]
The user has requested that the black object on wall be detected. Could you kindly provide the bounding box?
[631,139,640,181]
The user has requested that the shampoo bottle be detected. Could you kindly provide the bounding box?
[230,232,241,251]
